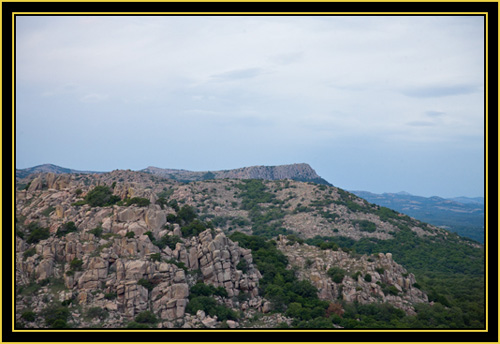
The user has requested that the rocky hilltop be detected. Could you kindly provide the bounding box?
[16,164,103,180]
[14,169,484,329]
[142,163,332,185]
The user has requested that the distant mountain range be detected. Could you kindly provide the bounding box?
[141,163,332,186]
[16,163,332,186]
[15,163,103,179]
[350,190,485,243]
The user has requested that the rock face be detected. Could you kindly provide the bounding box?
[15,169,436,329]
[142,163,332,185]
[276,236,428,315]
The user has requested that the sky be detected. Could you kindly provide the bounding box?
[15,15,485,198]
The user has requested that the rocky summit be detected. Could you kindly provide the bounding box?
[14,167,484,329]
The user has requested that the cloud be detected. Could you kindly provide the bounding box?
[80,93,108,103]
[406,120,436,127]
[425,110,446,118]
[210,68,265,81]
[401,84,479,98]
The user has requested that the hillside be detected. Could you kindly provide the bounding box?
[350,191,485,243]
[16,164,102,180]
[141,163,333,185]
[14,169,484,329]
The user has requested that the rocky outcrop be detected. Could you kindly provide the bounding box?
[142,163,331,185]
[15,169,446,329]
[277,235,428,315]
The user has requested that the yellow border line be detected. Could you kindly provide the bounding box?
[11,11,490,14]
[10,11,490,335]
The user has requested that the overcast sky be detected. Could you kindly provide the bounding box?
[15,15,485,198]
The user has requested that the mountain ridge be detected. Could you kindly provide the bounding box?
[349,190,485,243]
[16,163,333,186]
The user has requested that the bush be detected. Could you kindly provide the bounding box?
[84,185,120,207]
[352,220,376,233]
[21,311,36,322]
[177,205,197,225]
[23,247,36,260]
[89,226,103,237]
[26,222,50,244]
[150,253,161,262]
[125,197,150,207]
[186,296,238,321]
[70,258,83,271]
[138,278,155,292]
[327,267,346,284]
[125,231,135,239]
[42,304,70,328]
[126,321,150,328]
[56,221,78,237]
[85,307,108,320]
[364,273,372,282]
[104,292,117,300]
[134,311,158,324]
[181,220,207,237]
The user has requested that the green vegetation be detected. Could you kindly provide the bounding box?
[229,232,329,322]
[234,180,291,238]
[351,219,377,233]
[327,267,346,283]
[186,283,237,321]
[41,206,55,217]
[26,222,50,244]
[306,228,485,328]
[84,307,108,321]
[126,311,158,328]
[137,278,157,292]
[69,258,83,271]
[41,303,70,328]
[84,185,121,207]
[56,221,78,237]
[89,226,103,237]
[122,197,150,207]
[21,310,36,322]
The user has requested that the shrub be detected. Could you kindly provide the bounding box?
[104,292,117,300]
[23,247,36,260]
[89,226,103,237]
[70,258,83,271]
[351,220,376,233]
[138,278,155,292]
[42,304,70,328]
[126,321,150,328]
[236,259,249,273]
[21,311,36,322]
[125,197,150,207]
[150,253,161,262]
[85,307,108,321]
[181,220,207,237]
[56,221,78,237]
[134,311,158,324]
[125,231,135,239]
[327,267,346,284]
[84,185,120,207]
[26,223,50,244]
[364,273,372,282]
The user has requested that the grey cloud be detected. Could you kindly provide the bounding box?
[210,68,264,81]
[401,84,479,98]
[425,110,445,117]
[406,120,436,127]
